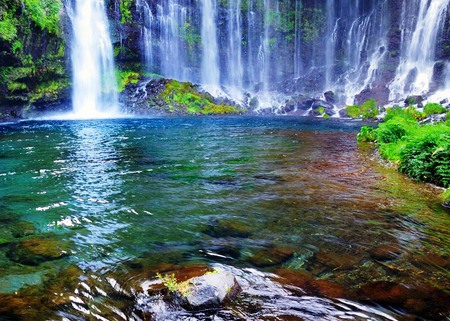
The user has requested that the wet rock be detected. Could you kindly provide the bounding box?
[249,246,294,267]
[204,219,252,238]
[404,95,424,107]
[308,99,335,116]
[171,270,241,311]
[354,86,390,106]
[370,244,402,261]
[7,236,72,266]
[275,269,347,299]
[312,250,361,271]
[10,220,36,238]
[412,252,450,269]
[324,91,336,103]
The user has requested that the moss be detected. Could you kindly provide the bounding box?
[23,0,61,35]
[0,12,18,42]
[119,0,133,24]
[158,80,243,115]
[301,7,325,42]
[346,99,379,119]
[29,79,70,102]
[116,70,140,92]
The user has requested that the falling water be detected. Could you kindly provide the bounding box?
[68,0,119,117]
[225,0,244,91]
[200,0,220,89]
[136,0,154,72]
[294,0,303,78]
[389,0,450,101]
[158,1,188,81]
[324,0,336,89]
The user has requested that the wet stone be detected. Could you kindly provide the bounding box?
[249,246,294,267]
[370,244,402,261]
[10,220,36,238]
[170,271,241,311]
[312,250,360,271]
[204,219,252,238]
[6,236,72,266]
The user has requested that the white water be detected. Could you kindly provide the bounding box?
[68,0,119,118]
[389,0,450,101]
[200,0,220,89]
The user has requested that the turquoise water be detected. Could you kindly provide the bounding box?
[0,117,449,320]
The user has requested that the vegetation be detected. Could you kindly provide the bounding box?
[358,106,450,200]
[156,273,191,296]
[119,0,133,24]
[158,80,243,115]
[424,102,446,116]
[116,70,140,92]
[346,98,379,119]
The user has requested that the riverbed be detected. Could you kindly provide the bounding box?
[0,117,449,320]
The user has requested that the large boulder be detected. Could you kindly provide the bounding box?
[170,271,241,311]
[355,86,390,106]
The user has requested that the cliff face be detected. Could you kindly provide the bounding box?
[1,0,450,118]
[0,0,71,119]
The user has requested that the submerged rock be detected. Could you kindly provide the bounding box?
[204,219,252,238]
[370,244,402,261]
[6,236,72,266]
[249,246,294,267]
[10,221,36,238]
[170,271,241,311]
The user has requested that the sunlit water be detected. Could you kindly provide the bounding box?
[0,117,449,320]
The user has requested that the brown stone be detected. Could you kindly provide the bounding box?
[370,244,402,261]
[250,246,294,267]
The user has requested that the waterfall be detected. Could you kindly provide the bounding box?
[389,0,450,101]
[200,0,220,89]
[158,1,188,81]
[136,0,154,72]
[68,0,119,117]
[226,0,244,91]
[294,0,303,78]
[324,0,336,89]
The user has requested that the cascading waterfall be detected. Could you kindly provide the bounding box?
[200,0,220,89]
[225,0,244,92]
[135,0,450,110]
[389,0,450,101]
[159,1,188,81]
[68,0,119,117]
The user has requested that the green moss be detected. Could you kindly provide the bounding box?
[159,80,243,115]
[29,79,69,102]
[179,22,201,49]
[346,99,379,119]
[301,7,325,42]
[0,12,18,42]
[116,70,140,92]
[119,0,132,24]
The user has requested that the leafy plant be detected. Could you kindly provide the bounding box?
[345,99,379,119]
[424,102,446,116]
[357,126,376,142]
[156,273,191,296]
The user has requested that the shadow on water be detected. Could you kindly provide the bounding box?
[0,117,449,320]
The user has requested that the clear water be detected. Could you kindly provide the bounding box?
[0,117,449,320]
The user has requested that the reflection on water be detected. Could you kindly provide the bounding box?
[0,117,449,320]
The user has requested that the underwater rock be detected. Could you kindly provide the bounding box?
[370,244,402,261]
[171,270,241,311]
[10,221,36,238]
[6,236,72,266]
[312,249,360,271]
[204,219,252,238]
[275,268,347,299]
[249,246,294,267]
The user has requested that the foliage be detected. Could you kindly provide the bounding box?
[116,70,140,92]
[345,99,379,119]
[179,23,201,49]
[156,273,191,296]
[119,0,132,24]
[443,188,450,202]
[359,110,450,188]
[423,102,446,116]
[357,126,376,143]
[0,11,17,42]
[385,105,426,121]
[24,0,61,35]
[301,7,325,42]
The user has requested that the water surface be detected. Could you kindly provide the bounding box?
[0,117,449,320]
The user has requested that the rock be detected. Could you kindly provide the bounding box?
[172,271,241,311]
[10,220,36,238]
[204,219,252,238]
[404,95,424,107]
[312,250,361,271]
[370,244,402,261]
[324,91,336,103]
[354,86,390,106]
[309,99,335,116]
[6,236,72,266]
[249,246,294,267]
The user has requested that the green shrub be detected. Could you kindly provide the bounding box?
[424,102,446,116]
[357,126,376,142]
[116,70,140,92]
[346,104,361,118]
[376,122,408,144]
